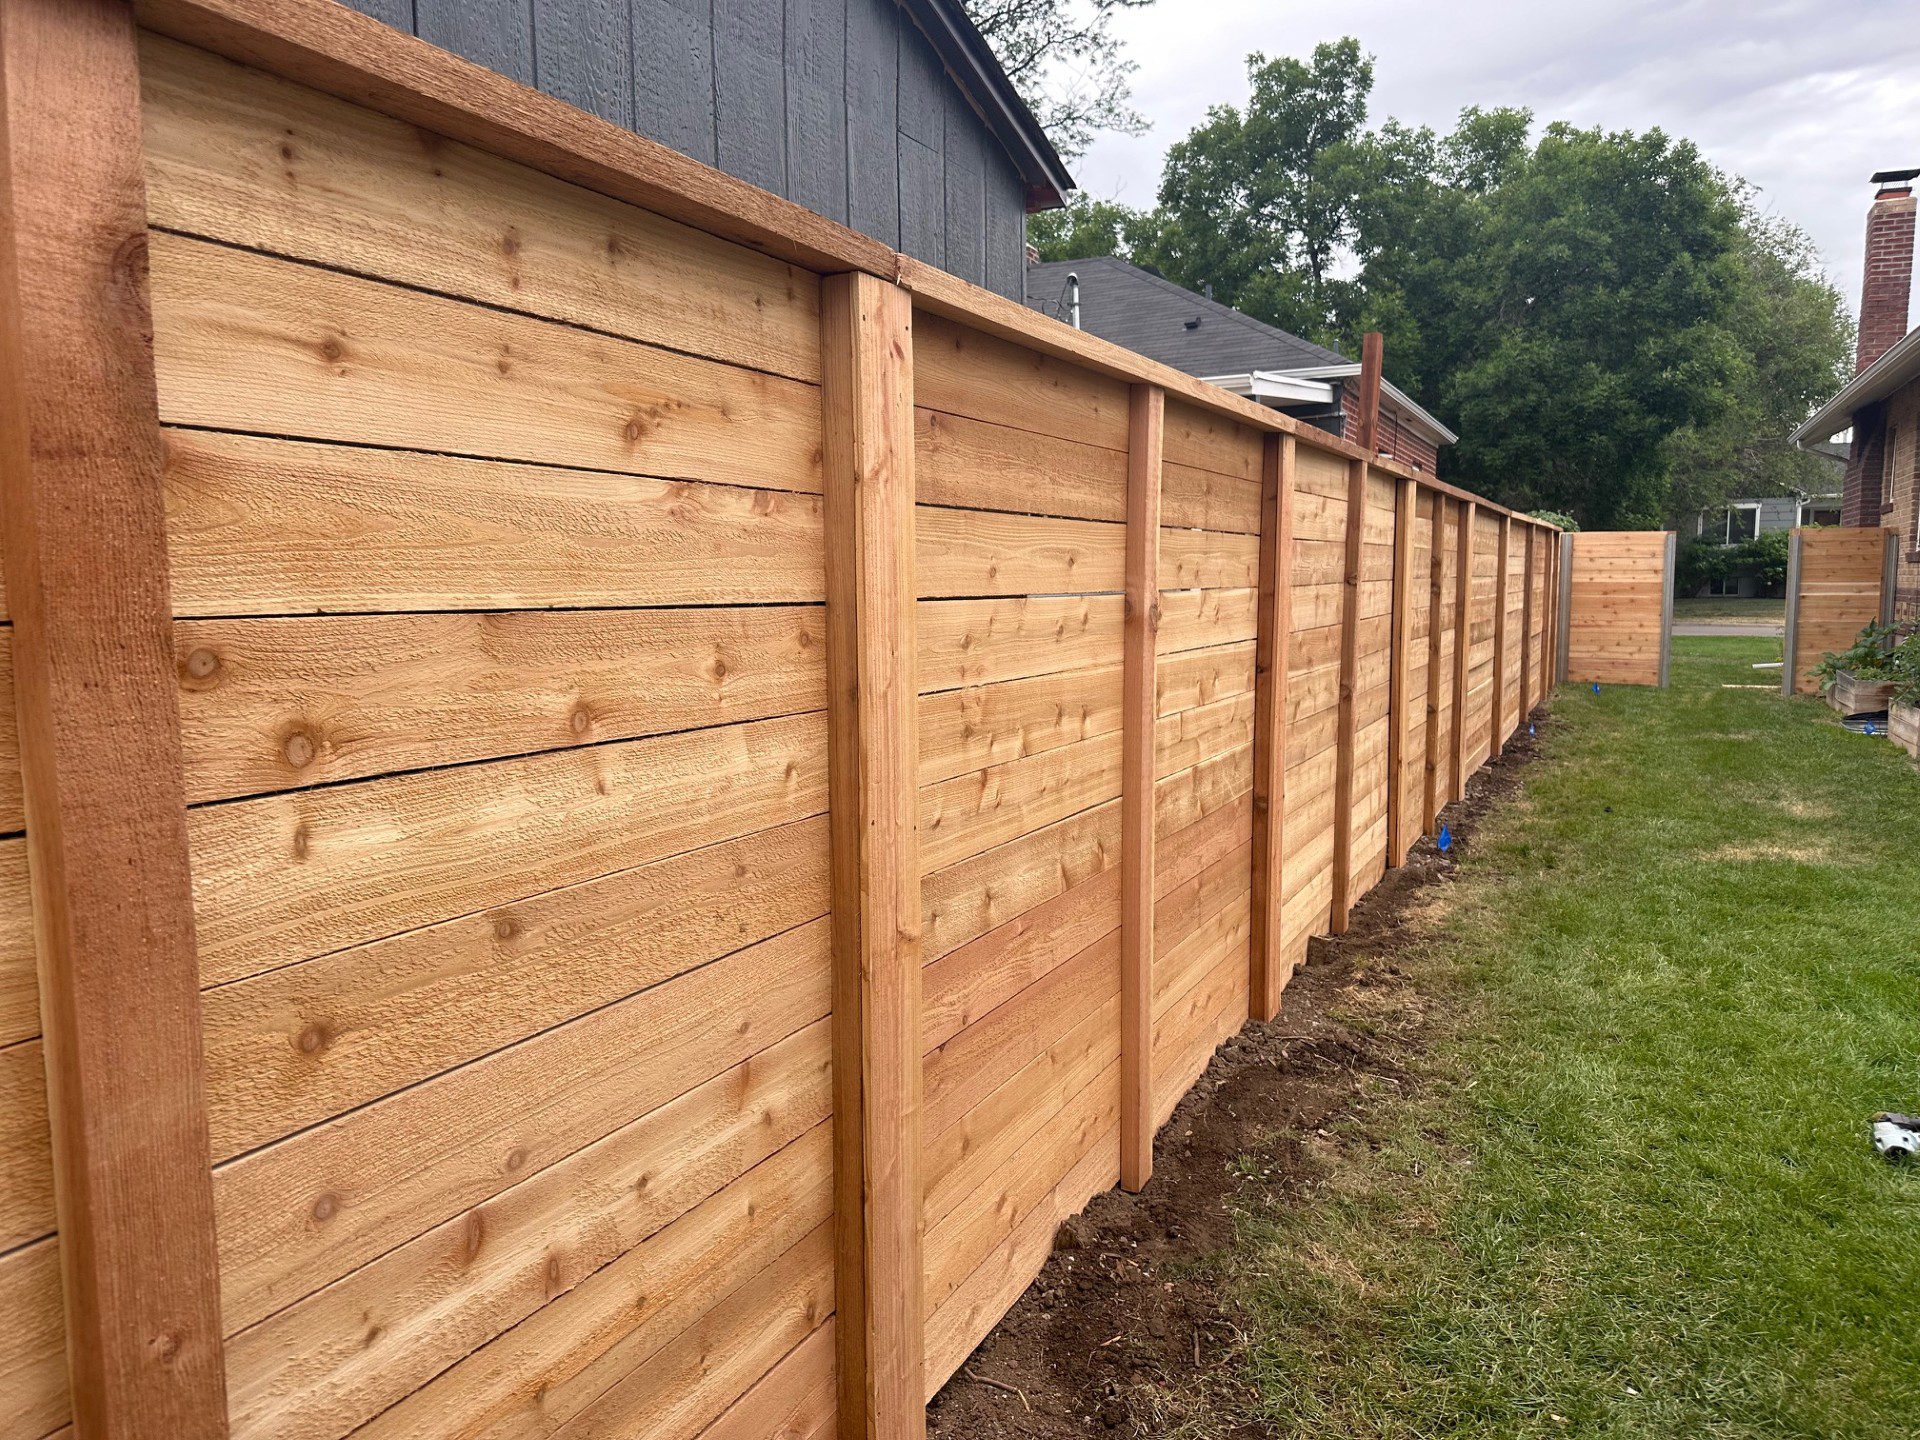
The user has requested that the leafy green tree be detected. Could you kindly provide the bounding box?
[1143,40,1383,342]
[1027,193,1150,262]
[963,0,1158,160]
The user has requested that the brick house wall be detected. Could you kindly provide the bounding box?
[1885,376,1920,624]
[1333,378,1442,474]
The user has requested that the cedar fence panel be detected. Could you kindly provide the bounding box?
[0,6,1563,1436]
[1559,530,1675,688]
[1782,527,1898,696]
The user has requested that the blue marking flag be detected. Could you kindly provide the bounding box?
[1437,823,1453,853]
[1591,682,1601,695]
[1866,722,1879,736]
[1529,723,1536,737]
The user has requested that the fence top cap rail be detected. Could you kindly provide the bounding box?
[132,0,1555,530]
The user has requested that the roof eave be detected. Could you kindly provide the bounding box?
[1200,371,1337,405]
[1263,362,1458,445]
[1791,326,1920,447]
[896,0,1076,211]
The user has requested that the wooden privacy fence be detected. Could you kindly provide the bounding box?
[1555,529,1676,688]
[1782,527,1898,695]
[0,3,1560,1437]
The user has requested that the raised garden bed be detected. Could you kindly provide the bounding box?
[1890,700,1920,758]
[1828,670,1896,716]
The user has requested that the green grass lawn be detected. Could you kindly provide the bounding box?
[1672,596,1785,625]
[1228,637,1920,1439]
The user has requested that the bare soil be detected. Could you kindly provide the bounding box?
[926,729,1541,1439]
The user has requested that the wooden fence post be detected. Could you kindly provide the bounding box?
[1330,458,1367,934]
[1519,525,1535,715]
[1781,530,1802,699]
[1659,532,1677,689]
[1450,502,1476,802]
[1491,515,1510,751]
[1119,384,1163,1192]
[0,2,230,1433]
[1556,532,1574,686]
[821,271,924,1440]
[1250,432,1293,1022]
[1421,494,1447,834]
[1386,477,1416,866]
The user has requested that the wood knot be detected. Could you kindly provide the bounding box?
[311,1192,339,1223]
[283,728,317,769]
[147,1327,184,1365]
[181,647,222,689]
[295,1021,331,1056]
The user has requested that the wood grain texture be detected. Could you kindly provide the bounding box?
[175,605,826,803]
[163,431,826,617]
[0,1,227,1430]
[147,231,824,495]
[138,31,822,383]
[1249,434,1292,1021]
[820,271,925,1440]
[1422,496,1448,834]
[1328,460,1367,933]
[133,0,896,273]
[1563,530,1672,688]
[1120,384,1163,1193]
[1491,515,1510,751]
[1450,503,1477,803]
[1386,477,1416,865]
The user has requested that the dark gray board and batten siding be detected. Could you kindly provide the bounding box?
[345,0,1033,299]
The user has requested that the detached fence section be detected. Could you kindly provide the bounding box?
[1557,530,1676,688]
[0,6,1561,1438]
[1782,527,1898,695]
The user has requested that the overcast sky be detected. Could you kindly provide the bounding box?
[1070,0,1920,326]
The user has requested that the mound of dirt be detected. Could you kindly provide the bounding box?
[925,727,1542,1438]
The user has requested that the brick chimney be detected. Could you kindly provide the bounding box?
[1857,171,1917,374]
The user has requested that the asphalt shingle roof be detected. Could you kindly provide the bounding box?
[1026,255,1348,377]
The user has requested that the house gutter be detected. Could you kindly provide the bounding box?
[1791,324,1920,446]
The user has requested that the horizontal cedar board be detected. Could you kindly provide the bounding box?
[0,842,36,1047]
[918,595,1120,694]
[1158,642,1256,717]
[175,606,826,802]
[913,310,1129,452]
[919,731,1122,873]
[920,665,1122,788]
[223,1021,833,1436]
[138,33,821,384]
[922,800,1118,963]
[163,431,824,615]
[0,1238,65,1438]
[916,408,1126,523]
[1157,587,1258,655]
[147,232,823,493]
[344,1149,834,1439]
[1156,744,1251,840]
[698,1320,836,1440]
[921,868,1119,1054]
[1160,526,1259,591]
[213,916,829,1335]
[923,990,1116,1230]
[923,928,1117,1141]
[1161,398,1260,481]
[924,1119,1116,1396]
[200,815,829,1158]
[916,505,1125,597]
[924,1054,1116,1318]
[1155,692,1256,779]
[1161,463,1262,535]
[0,1041,51,1250]
[189,708,827,984]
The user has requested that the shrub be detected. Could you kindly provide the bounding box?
[1676,530,1790,594]
[1812,621,1902,695]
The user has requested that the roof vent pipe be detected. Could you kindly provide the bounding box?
[1068,272,1080,330]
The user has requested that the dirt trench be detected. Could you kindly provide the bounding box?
[925,729,1541,1439]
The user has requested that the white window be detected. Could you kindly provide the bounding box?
[1725,503,1760,544]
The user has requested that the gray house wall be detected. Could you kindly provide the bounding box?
[346,0,1032,299]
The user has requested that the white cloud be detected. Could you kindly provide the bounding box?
[1072,0,1920,323]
